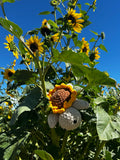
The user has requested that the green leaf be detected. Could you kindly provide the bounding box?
[99,44,108,52]
[90,30,98,35]
[64,34,72,39]
[38,11,51,15]
[9,106,31,126]
[52,48,60,62]
[12,70,38,85]
[10,87,46,125]
[85,3,90,6]
[0,18,23,38]
[94,97,106,105]
[18,40,26,55]
[71,64,116,87]
[77,3,81,10]
[3,133,30,160]
[48,20,58,28]
[57,7,62,14]
[94,106,120,140]
[34,150,54,160]
[105,150,113,160]
[72,34,82,47]
[89,37,96,42]
[2,0,15,3]
[58,50,90,64]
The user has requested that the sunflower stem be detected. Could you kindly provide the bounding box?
[91,35,100,51]
[93,140,106,160]
[54,6,57,24]
[36,52,47,97]
[60,130,69,159]
[1,3,8,20]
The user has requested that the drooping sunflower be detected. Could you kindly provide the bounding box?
[67,9,84,33]
[51,33,59,43]
[94,47,100,60]
[3,68,15,81]
[47,83,77,114]
[80,38,90,56]
[25,35,44,57]
[40,19,51,36]
[4,34,19,59]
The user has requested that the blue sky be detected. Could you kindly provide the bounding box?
[0,0,120,84]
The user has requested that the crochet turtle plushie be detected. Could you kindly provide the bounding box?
[48,99,89,130]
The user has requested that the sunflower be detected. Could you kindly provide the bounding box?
[94,47,100,60]
[25,35,44,57]
[3,68,15,81]
[47,83,77,114]
[4,34,19,59]
[51,33,59,43]
[80,38,90,56]
[40,19,51,36]
[67,9,84,33]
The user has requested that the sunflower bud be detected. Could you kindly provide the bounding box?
[50,0,60,6]
[101,32,105,40]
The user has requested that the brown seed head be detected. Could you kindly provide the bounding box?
[50,89,71,108]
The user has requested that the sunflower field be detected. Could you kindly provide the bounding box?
[0,0,120,160]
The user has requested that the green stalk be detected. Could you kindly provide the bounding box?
[1,3,8,20]
[36,52,46,97]
[51,128,60,147]
[60,131,69,159]
[91,35,100,51]
[93,140,106,160]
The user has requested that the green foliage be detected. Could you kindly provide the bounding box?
[39,11,51,15]
[0,0,119,160]
[94,106,120,140]
[0,18,23,38]
[12,70,38,85]
[1,0,15,3]
[34,150,54,160]
[99,44,108,52]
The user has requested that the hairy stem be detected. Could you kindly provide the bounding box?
[93,140,106,160]
[60,131,69,159]
[1,3,8,20]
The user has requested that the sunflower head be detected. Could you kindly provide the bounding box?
[67,9,84,33]
[41,19,51,36]
[89,47,100,61]
[47,83,77,114]
[25,35,44,57]
[80,37,90,56]
[4,34,19,59]
[94,47,100,60]
[51,33,59,43]
[3,68,15,81]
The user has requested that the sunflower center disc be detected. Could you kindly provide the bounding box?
[83,47,87,53]
[30,42,38,52]
[68,15,76,24]
[50,89,71,108]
